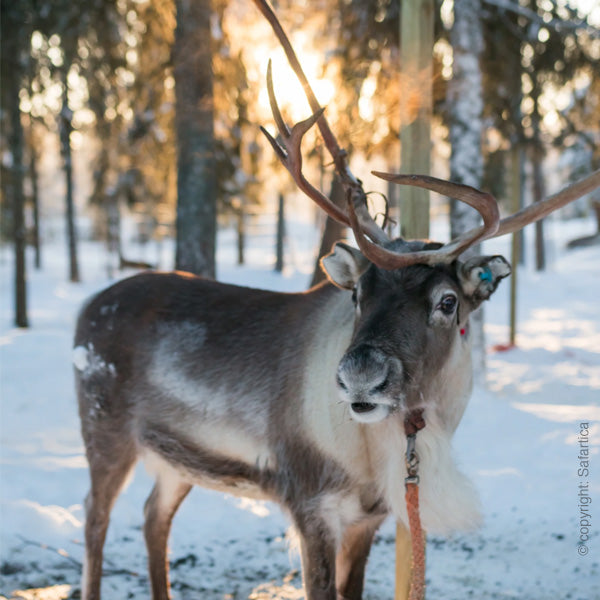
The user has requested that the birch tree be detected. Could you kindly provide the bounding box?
[448,0,486,374]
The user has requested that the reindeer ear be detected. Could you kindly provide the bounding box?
[458,255,511,302]
[321,242,370,290]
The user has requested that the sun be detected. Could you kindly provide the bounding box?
[255,49,335,123]
[224,6,335,125]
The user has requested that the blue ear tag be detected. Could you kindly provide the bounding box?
[479,267,493,283]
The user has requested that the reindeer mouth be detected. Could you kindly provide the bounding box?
[351,402,378,414]
[348,401,393,424]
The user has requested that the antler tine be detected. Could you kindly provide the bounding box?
[261,68,351,227]
[253,0,343,163]
[492,169,600,238]
[266,60,290,140]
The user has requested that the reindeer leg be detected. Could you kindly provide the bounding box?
[81,439,137,600]
[335,518,383,600]
[143,466,192,600]
[293,512,338,600]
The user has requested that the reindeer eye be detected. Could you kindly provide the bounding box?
[439,294,457,315]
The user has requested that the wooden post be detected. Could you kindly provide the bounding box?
[396,1,433,598]
[399,0,433,240]
[395,521,413,600]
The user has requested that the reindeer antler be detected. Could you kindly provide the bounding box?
[253,0,599,270]
[374,169,600,252]
[252,0,354,183]
[253,0,389,246]
[492,169,600,238]
[253,0,501,267]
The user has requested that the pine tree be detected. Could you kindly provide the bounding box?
[173,0,217,277]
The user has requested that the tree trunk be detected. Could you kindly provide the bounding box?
[531,126,546,271]
[59,71,80,283]
[236,209,245,266]
[107,196,121,278]
[29,135,41,270]
[275,193,285,273]
[527,78,547,272]
[509,146,521,347]
[448,0,485,377]
[7,67,28,327]
[2,2,28,327]
[310,176,346,287]
[518,147,526,265]
[173,0,216,278]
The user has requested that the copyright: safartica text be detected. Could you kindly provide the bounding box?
[577,421,591,556]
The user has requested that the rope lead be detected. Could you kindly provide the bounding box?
[404,410,426,600]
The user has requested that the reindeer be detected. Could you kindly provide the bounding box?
[74,3,600,599]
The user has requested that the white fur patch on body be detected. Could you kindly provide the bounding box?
[149,324,268,428]
[375,415,482,534]
[372,322,480,534]
[138,382,276,474]
[319,492,364,549]
[72,343,117,379]
[195,423,275,471]
[146,322,275,473]
[301,295,374,478]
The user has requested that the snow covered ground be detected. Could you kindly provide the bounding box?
[0,215,598,600]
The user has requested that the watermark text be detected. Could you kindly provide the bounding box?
[577,421,591,556]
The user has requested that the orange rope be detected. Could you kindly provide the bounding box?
[405,481,426,600]
[404,409,426,600]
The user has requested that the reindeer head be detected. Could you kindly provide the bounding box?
[322,241,510,422]
[255,0,600,423]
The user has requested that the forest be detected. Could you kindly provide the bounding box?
[2,0,599,326]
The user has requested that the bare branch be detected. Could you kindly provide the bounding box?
[481,0,600,38]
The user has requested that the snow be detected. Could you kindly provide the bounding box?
[1,216,598,599]
[71,344,116,381]
[71,347,89,372]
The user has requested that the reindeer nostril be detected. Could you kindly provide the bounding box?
[371,377,389,394]
[336,374,348,391]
